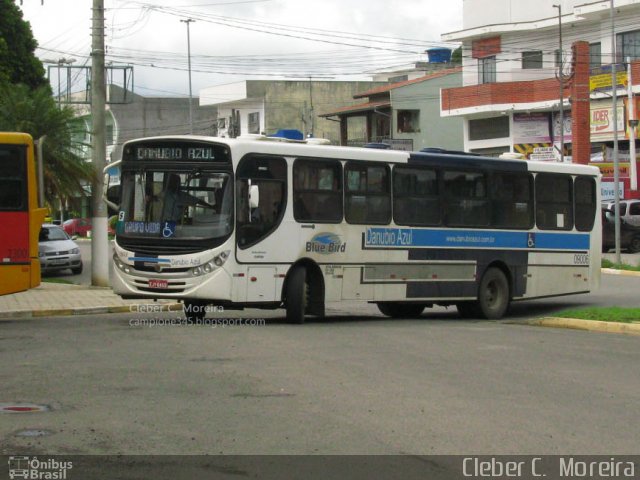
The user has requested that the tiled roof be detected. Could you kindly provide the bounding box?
[319,100,391,118]
[354,67,462,99]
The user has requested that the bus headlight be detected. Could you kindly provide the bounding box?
[191,250,230,276]
[113,254,131,274]
[213,250,230,267]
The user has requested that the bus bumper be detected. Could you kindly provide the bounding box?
[111,263,233,301]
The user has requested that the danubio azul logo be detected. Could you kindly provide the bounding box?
[306,232,346,254]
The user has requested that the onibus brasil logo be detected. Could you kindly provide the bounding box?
[8,457,72,479]
[305,232,346,254]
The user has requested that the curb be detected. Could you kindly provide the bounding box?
[528,317,640,336]
[601,268,640,277]
[0,303,184,321]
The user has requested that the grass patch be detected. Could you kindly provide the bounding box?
[41,277,75,285]
[601,259,640,271]
[555,307,640,323]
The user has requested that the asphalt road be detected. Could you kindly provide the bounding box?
[1,295,639,457]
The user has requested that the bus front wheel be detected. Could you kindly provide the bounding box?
[477,267,510,320]
[377,302,425,318]
[286,266,308,324]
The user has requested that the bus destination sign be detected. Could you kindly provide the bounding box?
[136,146,215,161]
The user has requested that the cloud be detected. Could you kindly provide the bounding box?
[19,0,462,96]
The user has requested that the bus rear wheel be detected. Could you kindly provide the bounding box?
[286,266,308,324]
[377,302,425,318]
[477,267,510,320]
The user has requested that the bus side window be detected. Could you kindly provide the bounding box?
[293,159,342,223]
[345,162,391,225]
[535,173,573,231]
[236,155,287,248]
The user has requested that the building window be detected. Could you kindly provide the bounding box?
[397,110,420,133]
[217,118,226,129]
[617,30,640,62]
[345,162,391,224]
[522,50,543,69]
[468,116,509,141]
[248,112,260,134]
[478,56,496,84]
[293,159,342,223]
[589,42,601,68]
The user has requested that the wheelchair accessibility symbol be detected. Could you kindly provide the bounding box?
[162,221,176,238]
[527,232,536,248]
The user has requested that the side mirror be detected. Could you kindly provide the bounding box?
[249,184,260,209]
[102,160,121,211]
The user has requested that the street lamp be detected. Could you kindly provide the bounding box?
[43,57,76,108]
[181,19,195,134]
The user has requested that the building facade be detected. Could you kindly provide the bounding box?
[440,0,640,199]
[322,68,464,151]
[199,80,385,145]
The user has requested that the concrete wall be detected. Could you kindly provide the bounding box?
[107,86,217,160]
[259,80,385,143]
[391,72,464,151]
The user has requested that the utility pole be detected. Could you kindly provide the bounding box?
[91,0,109,286]
[610,0,622,264]
[553,4,564,162]
[181,19,195,134]
[628,57,638,191]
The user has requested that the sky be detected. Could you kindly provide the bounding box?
[17,0,463,98]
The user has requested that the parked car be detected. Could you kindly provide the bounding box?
[39,224,83,274]
[63,217,115,237]
[62,218,92,237]
[602,209,640,253]
[602,199,640,227]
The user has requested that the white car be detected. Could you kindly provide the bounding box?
[38,224,83,274]
[603,199,640,227]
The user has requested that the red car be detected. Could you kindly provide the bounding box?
[62,218,115,237]
[63,218,92,237]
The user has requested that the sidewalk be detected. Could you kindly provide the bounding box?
[0,282,180,319]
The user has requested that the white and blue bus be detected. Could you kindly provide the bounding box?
[107,135,601,322]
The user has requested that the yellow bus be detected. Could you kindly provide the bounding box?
[0,132,47,295]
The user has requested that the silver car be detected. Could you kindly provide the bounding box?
[38,224,83,274]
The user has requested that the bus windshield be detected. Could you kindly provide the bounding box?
[119,169,233,240]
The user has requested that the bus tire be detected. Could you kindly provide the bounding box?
[377,302,425,318]
[286,266,308,324]
[477,267,510,320]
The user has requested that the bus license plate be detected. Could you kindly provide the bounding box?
[149,279,168,289]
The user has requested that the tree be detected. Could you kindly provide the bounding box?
[0,0,47,90]
[451,46,463,65]
[0,83,95,209]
